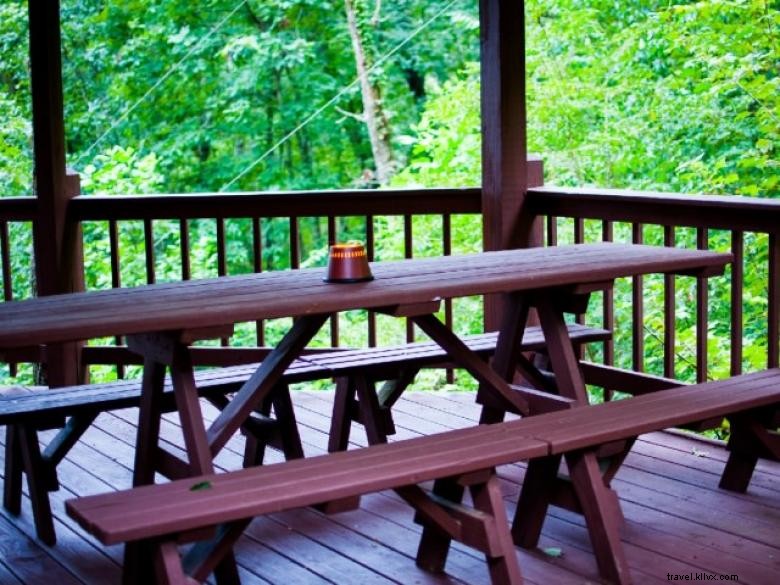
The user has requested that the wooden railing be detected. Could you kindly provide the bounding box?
[70,189,482,378]
[526,187,780,383]
[2,186,778,387]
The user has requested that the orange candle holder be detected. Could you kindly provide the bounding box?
[324,242,374,283]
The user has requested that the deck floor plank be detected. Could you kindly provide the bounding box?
[1,390,778,584]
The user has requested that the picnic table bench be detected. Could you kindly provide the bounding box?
[2,323,610,544]
[66,368,780,585]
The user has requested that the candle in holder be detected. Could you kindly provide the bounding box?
[324,242,374,283]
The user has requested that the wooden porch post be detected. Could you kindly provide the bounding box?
[480,0,532,331]
[28,0,83,386]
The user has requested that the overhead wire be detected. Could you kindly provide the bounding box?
[219,0,459,192]
[75,0,249,164]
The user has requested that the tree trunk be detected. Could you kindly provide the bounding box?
[344,0,394,186]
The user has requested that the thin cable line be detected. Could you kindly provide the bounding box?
[76,0,249,164]
[219,0,459,192]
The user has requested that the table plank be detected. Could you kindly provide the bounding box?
[0,244,730,349]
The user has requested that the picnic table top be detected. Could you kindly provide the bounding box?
[0,243,731,349]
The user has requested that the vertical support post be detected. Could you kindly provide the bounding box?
[28,0,84,386]
[480,0,530,331]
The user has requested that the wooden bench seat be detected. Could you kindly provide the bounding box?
[2,323,610,545]
[66,369,780,585]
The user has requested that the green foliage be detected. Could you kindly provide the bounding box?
[0,1,776,400]
[392,0,778,397]
[397,0,778,198]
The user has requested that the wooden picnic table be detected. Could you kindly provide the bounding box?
[1,242,732,584]
[0,242,730,488]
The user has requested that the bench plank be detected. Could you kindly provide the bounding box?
[4,323,609,546]
[68,424,550,544]
[66,368,780,585]
[1,324,609,424]
[522,369,780,454]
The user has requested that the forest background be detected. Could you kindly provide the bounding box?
[0,0,778,389]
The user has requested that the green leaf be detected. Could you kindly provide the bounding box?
[190,481,213,492]
[542,547,564,558]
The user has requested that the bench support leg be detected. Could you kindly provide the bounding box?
[512,455,561,548]
[567,451,631,585]
[415,477,465,573]
[328,376,354,452]
[3,425,23,516]
[123,539,156,584]
[17,424,57,545]
[242,384,304,467]
[471,475,524,585]
[183,521,249,584]
[720,410,779,492]
[354,376,391,445]
[409,472,523,584]
[267,383,304,461]
[154,541,190,585]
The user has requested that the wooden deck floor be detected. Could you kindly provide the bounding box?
[1,389,778,584]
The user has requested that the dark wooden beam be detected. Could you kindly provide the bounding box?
[29,0,68,292]
[480,0,529,330]
[480,0,528,252]
[28,0,82,386]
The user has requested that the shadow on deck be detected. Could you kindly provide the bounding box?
[1,390,778,584]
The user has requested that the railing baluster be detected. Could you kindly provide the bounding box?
[1,221,16,376]
[252,218,264,346]
[216,218,228,346]
[546,215,557,247]
[695,228,708,382]
[574,217,584,244]
[404,214,413,343]
[327,216,339,348]
[601,221,614,367]
[573,218,586,326]
[632,223,644,372]
[289,216,300,269]
[109,220,124,378]
[769,233,779,368]
[366,215,376,347]
[730,231,743,376]
[663,225,676,379]
[179,219,191,281]
[443,213,454,384]
[216,218,226,277]
[144,218,155,285]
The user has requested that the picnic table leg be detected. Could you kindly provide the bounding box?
[566,451,631,585]
[533,296,589,404]
[132,359,167,486]
[207,313,329,457]
[480,293,530,424]
[411,314,529,416]
[169,345,216,477]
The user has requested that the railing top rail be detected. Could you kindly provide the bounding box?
[69,188,482,221]
[0,197,37,221]
[528,186,780,233]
